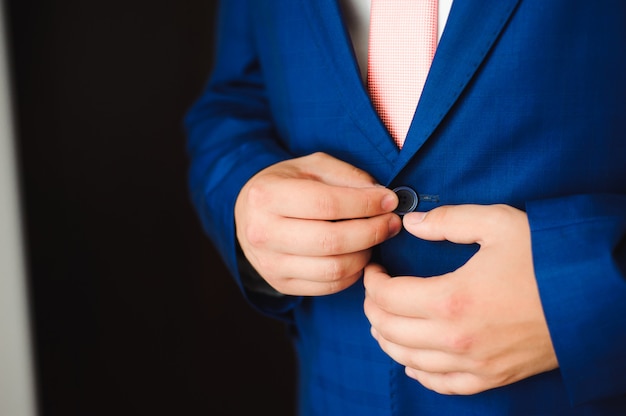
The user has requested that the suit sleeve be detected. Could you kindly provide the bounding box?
[184,0,301,320]
[527,193,626,405]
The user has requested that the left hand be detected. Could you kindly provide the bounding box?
[363,204,558,395]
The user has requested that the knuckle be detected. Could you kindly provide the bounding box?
[316,194,341,218]
[437,292,469,320]
[323,258,346,282]
[489,204,509,222]
[371,223,382,246]
[319,231,341,254]
[487,204,518,229]
[309,151,328,162]
[244,223,268,247]
[245,181,270,209]
[444,331,475,354]
[325,268,360,295]
[322,255,364,285]
[361,193,375,217]
[325,279,346,295]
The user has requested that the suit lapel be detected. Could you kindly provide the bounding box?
[301,0,401,174]
[389,0,522,181]
[299,0,522,180]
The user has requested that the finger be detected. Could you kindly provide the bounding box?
[277,267,364,296]
[370,327,473,374]
[259,178,398,220]
[251,249,371,293]
[250,214,402,256]
[403,204,520,245]
[364,296,452,350]
[364,263,445,318]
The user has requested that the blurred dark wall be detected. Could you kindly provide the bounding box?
[6,1,296,415]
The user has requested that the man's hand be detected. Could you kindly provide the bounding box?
[235,152,401,296]
[363,204,558,395]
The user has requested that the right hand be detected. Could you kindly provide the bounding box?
[235,152,402,296]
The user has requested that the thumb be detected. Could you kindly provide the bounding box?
[402,205,497,245]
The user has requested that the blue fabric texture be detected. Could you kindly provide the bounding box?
[185,0,626,414]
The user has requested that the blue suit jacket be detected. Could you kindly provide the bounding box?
[186,0,626,414]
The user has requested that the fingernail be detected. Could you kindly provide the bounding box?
[381,193,398,212]
[404,211,426,226]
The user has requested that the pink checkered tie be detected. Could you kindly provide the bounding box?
[367,0,438,148]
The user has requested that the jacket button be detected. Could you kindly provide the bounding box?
[392,186,419,215]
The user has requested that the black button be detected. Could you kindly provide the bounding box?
[393,186,419,215]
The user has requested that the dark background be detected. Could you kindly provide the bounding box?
[5,0,296,414]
